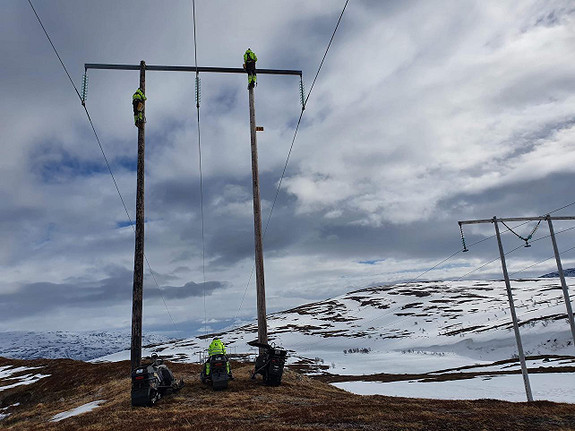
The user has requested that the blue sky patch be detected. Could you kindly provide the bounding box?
[359,259,386,265]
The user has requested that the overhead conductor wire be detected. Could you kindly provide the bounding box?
[28,0,179,332]
[191,0,209,342]
[233,0,351,322]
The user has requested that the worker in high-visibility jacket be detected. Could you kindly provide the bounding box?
[204,338,232,378]
[132,88,146,126]
[243,48,258,89]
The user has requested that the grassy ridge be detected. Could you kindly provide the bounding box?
[1,357,575,430]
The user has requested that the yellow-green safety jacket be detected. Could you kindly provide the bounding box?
[208,338,226,356]
[244,49,257,63]
[133,88,146,103]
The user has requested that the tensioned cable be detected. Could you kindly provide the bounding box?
[460,223,575,280]
[233,0,351,322]
[28,0,81,101]
[28,0,179,332]
[191,0,208,342]
[290,220,575,351]
[510,244,575,278]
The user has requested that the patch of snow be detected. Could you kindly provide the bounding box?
[0,366,42,379]
[0,403,20,421]
[0,366,49,392]
[51,400,106,422]
[333,373,575,403]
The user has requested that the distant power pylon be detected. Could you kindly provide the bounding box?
[459,215,575,402]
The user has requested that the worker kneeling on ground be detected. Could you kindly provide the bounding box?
[203,338,233,379]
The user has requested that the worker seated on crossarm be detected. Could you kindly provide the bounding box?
[243,48,258,89]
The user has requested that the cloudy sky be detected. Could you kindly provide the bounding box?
[1,0,575,338]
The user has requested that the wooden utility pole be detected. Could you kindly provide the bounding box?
[130,60,146,371]
[248,85,268,347]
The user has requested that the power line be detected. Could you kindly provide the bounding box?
[290,218,575,351]
[27,0,81,102]
[191,0,208,341]
[304,0,350,107]
[460,222,575,280]
[28,0,179,333]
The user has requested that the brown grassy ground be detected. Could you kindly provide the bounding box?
[1,357,575,430]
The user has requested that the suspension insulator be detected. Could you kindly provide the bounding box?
[195,76,201,108]
[459,223,469,252]
[299,78,306,110]
[81,73,88,105]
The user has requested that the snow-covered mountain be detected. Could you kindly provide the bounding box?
[0,331,171,361]
[97,278,575,375]
[540,268,575,278]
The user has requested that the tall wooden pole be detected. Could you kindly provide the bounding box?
[131,60,146,372]
[248,85,268,348]
[493,217,533,402]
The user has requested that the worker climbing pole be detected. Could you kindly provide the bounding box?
[132,86,147,127]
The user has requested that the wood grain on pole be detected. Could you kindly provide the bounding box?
[248,86,268,348]
[131,60,146,372]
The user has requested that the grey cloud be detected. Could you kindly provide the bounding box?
[0,266,226,320]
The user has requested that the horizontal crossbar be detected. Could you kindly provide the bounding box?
[85,63,302,76]
[459,216,575,225]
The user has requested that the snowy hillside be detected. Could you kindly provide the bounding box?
[94,277,575,402]
[98,278,575,366]
[0,331,171,361]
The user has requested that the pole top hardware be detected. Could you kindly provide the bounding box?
[256,126,264,132]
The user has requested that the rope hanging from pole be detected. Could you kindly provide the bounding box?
[500,219,542,248]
